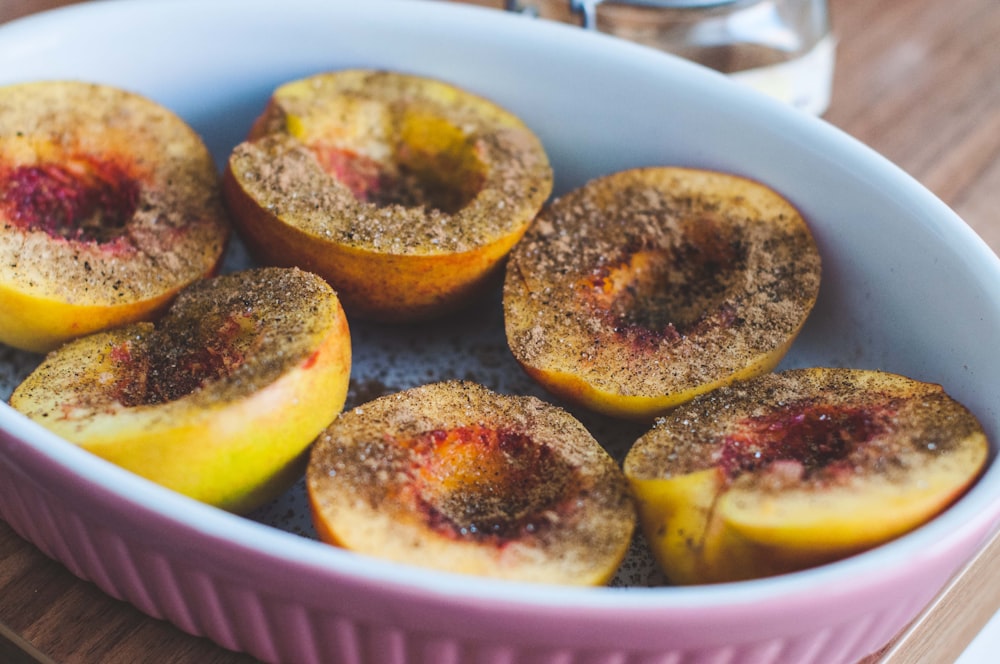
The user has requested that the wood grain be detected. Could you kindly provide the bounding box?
[0,520,259,664]
[823,0,1000,253]
[868,524,1000,663]
[1,0,999,662]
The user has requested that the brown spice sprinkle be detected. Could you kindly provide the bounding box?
[227,70,552,255]
[11,267,342,414]
[0,81,229,304]
[625,368,988,493]
[131,267,339,406]
[503,167,821,399]
[306,380,636,583]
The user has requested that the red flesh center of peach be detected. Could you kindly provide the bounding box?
[398,424,576,542]
[113,312,261,407]
[311,144,483,215]
[0,157,139,243]
[719,402,892,482]
[580,223,742,346]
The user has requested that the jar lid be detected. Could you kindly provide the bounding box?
[608,0,742,6]
[568,0,742,29]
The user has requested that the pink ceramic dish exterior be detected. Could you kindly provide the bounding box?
[2,1,1000,663]
[2,418,990,663]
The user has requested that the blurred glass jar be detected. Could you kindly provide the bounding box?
[504,0,835,115]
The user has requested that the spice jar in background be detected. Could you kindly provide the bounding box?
[487,0,835,115]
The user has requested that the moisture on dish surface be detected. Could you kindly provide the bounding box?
[0,236,668,587]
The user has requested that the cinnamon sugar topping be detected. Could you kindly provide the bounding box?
[0,81,229,305]
[627,368,987,492]
[503,167,822,402]
[306,380,636,584]
[227,70,552,255]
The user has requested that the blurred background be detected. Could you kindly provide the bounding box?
[2,0,996,253]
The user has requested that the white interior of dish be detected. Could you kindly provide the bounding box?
[2,0,1000,607]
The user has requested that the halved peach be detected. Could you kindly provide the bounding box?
[503,167,821,419]
[9,267,351,513]
[223,69,552,322]
[623,368,989,584]
[306,380,636,584]
[0,80,229,353]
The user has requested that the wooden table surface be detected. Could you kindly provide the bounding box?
[1,0,998,663]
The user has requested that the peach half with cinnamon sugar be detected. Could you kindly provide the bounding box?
[0,80,229,353]
[623,368,989,585]
[223,69,552,322]
[9,267,351,514]
[306,381,636,585]
[503,167,821,419]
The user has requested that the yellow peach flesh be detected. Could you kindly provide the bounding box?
[224,70,552,322]
[9,268,351,513]
[306,381,635,585]
[0,285,178,355]
[0,81,229,353]
[721,442,987,550]
[222,182,527,321]
[624,368,990,584]
[520,332,796,420]
[503,167,821,420]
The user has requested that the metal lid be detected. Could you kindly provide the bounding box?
[567,0,743,29]
[603,0,741,6]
